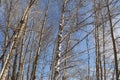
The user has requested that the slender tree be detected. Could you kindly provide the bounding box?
[106,0,119,79]
[54,0,67,80]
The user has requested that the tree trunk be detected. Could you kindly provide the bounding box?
[106,0,119,80]
[0,0,36,79]
[30,1,48,79]
[11,52,18,80]
[18,28,27,80]
[54,0,67,80]
[62,34,70,80]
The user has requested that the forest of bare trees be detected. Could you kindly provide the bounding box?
[0,0,120,80]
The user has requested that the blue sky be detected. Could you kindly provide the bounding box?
[1,0,120,80]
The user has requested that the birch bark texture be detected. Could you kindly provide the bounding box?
[0,0,37,80]
[54,0,67,80]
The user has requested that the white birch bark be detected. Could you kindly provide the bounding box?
[0,0,37,79]
[54,0,67,80]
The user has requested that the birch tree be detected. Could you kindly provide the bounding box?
[0,0,37,80]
